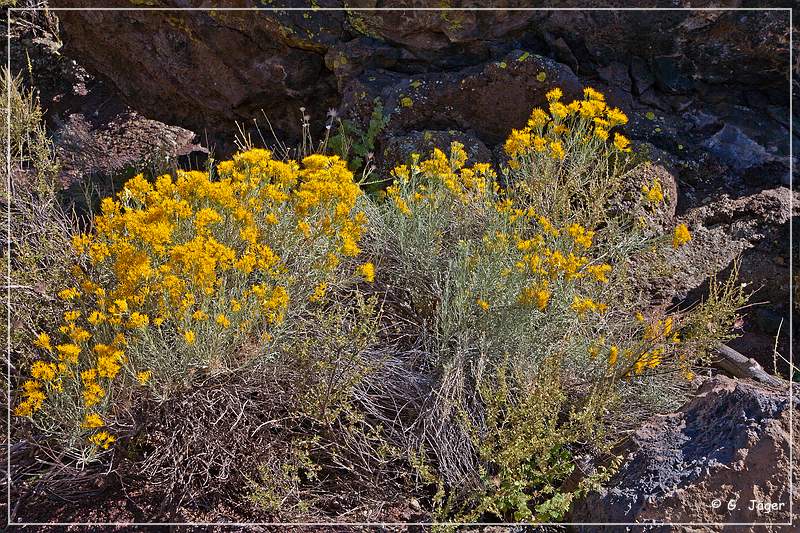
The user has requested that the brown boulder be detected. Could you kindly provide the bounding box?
[340,49,582,149]
[571,376,798,531]
[53,1,345,141]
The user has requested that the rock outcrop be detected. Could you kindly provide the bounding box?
[571,376,798,531]
[50,2,793,176]
[6,28,203,188]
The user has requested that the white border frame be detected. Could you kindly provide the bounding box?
[4,5,794,529]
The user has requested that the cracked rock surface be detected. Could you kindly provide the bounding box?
[570,376,798,531]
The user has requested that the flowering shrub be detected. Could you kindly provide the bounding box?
[367,87,745,521]
[16,149,374,458]
[13,86,746,522]
[503,87,632,228]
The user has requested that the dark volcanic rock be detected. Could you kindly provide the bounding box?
[7,24,201,188]
[571,376,798,530]
[53,3,346,141]
[342,50,582,146]
[702,124,776,173]
[50,2,792,170]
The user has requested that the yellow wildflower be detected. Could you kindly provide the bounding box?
[194,207,222,233]
[215,314,231,328]
[504,128,531,158]
[34,332,53,352]
[67,326,91,343]
[56,343,81,364]
[642,180,664,203]
[571,296,607,317]
[608,345,619,366]
[518,285,550,311]
[309,282,328,303]
[88,311,107,326]
[606,107,628,126]
[113,299,128,314]
[546,87,563,101]
[673,224,691,247]
[613,133,631,152]
[358,262,375,283]
[341,237,361,256]
[58,287,80,300]
[88,430,116,449]
[126,312,149,329]
[567,223,594,248]
[82,381,105,407]
[549,140,566,160]
[527,108,549,129]
[534,289,551,310]
[82,413,104,429]
[30,361,57,381]
[587,264,612,283]
[297,220,311,237]
[549,102,569,119]
[583,87,605,101]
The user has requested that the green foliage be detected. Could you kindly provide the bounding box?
[2,68,60,191]
[288,293,380,426]
[247,436,321,514]
[365,88,748,522]
[244,295,408,519]
[3,68,73,381]
[329,98,390,177]
[677,261,750,364]
[453,356,621,522]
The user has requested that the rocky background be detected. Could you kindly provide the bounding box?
[4,1,798,528]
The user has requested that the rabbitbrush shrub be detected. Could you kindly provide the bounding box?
[366,87,745,521]
[12,86,746,522]
[14,149,374,460]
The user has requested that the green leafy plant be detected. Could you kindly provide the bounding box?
[329,97,390,179]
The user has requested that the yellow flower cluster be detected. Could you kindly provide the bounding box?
[388,142,496,210]
[510,216,612,314]
[387,136,615,322]
[358,262,375,283]
[504,86,631,168]
[592,314,683,376]
[570,295,608,317]
[382,88,698,385]
[642,179,664,204]
[673,224,691,248]
[17,148,372,450]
